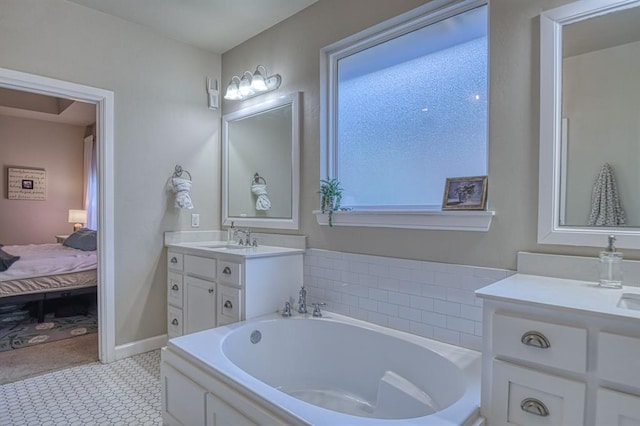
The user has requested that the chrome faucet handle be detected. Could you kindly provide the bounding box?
[281,301,292,317]
[312,302,327,317]
[251,238,258,247]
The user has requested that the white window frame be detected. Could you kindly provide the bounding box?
[318,0,493,230]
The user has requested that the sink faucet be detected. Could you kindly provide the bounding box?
[236,228,251,246]
[298,285,307,314]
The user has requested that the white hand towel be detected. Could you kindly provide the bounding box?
[171,177,194,209]
[588,163,624,226]
[251,183,271,211]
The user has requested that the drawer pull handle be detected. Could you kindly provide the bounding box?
[170,257,178,264]
[224,300,233,309]
[222,266,232,275]
[208,288,214,294]
[520,398,549,417]
[171,284,179,291]
[521,331,551,349]
[171,319,179,326]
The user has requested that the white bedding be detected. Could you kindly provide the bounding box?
[0,243,97,282]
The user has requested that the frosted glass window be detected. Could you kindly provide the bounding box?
[331,4,487,209]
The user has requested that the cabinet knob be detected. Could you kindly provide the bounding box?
[208,288,214,294]
[520,398,549,417]
[171,284,179,291]
[521,331,551,349]
[224,300,233,309]
[222,266,232,275]
[171,319,179,326]
[170,257,178,264]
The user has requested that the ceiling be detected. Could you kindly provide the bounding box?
[67,0,319,54]
[0,1,318,125]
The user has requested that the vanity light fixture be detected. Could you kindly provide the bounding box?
[223,64,281,101]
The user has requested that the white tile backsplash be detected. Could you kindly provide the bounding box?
[304,248,514,351]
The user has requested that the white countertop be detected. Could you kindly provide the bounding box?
[476,273,640,322]
[166,241,305,259]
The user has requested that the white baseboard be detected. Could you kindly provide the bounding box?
[114,334,168,361]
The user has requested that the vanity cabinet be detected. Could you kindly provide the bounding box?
[166,245,303,337]
[477,274,640,426]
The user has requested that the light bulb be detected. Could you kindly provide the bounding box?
[223,78,240,100]
[239,72,254,97]
[251,66,268,92]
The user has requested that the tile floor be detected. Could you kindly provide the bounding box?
[0,350,162,425]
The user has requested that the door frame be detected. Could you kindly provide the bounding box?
[0,67,116,363]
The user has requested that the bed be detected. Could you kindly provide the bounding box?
[0,243,97,322]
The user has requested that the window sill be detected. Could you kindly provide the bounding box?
[313,209,495,231]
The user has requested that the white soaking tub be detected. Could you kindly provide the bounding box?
[161,312,482,426]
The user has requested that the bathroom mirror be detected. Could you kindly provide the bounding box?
[538,0,640,249]
[222,92,300,230]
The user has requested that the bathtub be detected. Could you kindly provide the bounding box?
[161,312,482,425]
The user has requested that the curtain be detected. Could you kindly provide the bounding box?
[83,135,98,230]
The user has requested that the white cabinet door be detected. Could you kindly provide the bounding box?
[206,391,287,426]
[596,388,640,426]
[162,363,206,426]
[184,276,216,334]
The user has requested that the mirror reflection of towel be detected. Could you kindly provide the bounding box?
[171,177,194,209]
[251,183,271,211]
[588,163,624,226]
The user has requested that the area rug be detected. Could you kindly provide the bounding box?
[0,312,97,352]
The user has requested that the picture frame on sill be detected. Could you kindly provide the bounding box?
[442,175,488,210]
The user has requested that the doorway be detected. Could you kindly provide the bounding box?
[0,67,115,363]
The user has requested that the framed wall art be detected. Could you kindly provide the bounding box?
[7,167,46,200]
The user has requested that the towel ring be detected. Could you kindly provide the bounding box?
[252,173,267,185]
[173,165,192,181]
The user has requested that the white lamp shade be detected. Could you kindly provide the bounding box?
[68,209,87,224]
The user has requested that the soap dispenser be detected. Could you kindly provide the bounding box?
[599,235,623,288]
[227,221,236,245]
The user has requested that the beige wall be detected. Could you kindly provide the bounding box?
[222,0,626,270]
[0,115,84,244]
[0,0,221,345]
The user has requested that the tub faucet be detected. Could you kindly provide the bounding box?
[298,285,307,314]
[312,302,327,317]
[281,301,292,317]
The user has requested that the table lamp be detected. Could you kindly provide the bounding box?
[68,209,87,232]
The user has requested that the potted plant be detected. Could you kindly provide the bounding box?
[319,178,343,227]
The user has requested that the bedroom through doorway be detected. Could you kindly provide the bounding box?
[0,89,98,383]
[0,68,116,381]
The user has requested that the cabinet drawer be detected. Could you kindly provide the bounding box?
[168,306,183,338]
[596,387,640,426]
[167,252,183,271]
[492,312,586,373]
[218,261,242,286]
[168,272,183,307]
[218,285,242,326]
[491,360,585,426]
[184,255,216,280]
[598,331,640,387]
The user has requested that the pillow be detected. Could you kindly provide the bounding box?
[63,228,97,251]
[0,247,20,272]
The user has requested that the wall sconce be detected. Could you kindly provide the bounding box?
[224,65,281,101]
[206,77,219,110]
[68,209,87,232]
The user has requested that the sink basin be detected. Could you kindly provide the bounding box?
[617,293,640,311]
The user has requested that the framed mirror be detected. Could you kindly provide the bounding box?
[538,0,640,249]
[222,92,301,230]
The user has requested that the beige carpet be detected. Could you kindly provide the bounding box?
[0,333,98,384]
